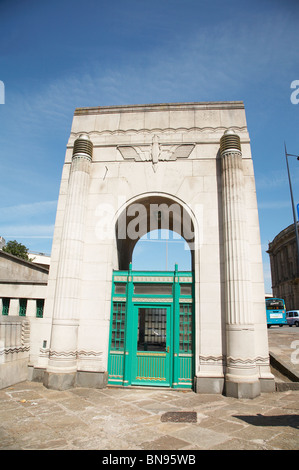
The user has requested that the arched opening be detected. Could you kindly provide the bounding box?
[115,194,195,271]
[132,229,192,271]
[108,194,196,389]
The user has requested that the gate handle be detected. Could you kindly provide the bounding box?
[166,346,169,353]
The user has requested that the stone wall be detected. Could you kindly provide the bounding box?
[0,316,30,389]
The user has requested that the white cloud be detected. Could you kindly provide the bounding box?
[2,5,297,147]
[0,200,57,219]
[0,224,54,238]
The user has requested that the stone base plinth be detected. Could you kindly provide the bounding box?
[76,370,108,389]
[43,371,76,390]
[194,376,225,394]
[225,379,261,399]
[39,369,108,391]
[259,377,276,393]
[195,375,275,398]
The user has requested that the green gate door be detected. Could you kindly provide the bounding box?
[131,305,172,386]
[107,267,194,389]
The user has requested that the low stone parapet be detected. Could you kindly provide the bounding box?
[0,316,30,389]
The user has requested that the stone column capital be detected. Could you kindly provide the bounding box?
[72,133,93,162]
[220,129,242,157]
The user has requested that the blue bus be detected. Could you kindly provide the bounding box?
[265,298,287,327]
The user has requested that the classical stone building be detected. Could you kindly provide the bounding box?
[267,222,299,310]
[0,250,49,388]
[24,101,275,398]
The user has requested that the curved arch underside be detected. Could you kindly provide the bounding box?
[115,195,195,270]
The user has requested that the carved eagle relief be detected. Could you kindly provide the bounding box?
[117,135,195,172]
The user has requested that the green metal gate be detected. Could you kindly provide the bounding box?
[107,264,194,389]
[132,305,172,386]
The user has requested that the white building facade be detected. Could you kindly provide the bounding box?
[34,101,274,398]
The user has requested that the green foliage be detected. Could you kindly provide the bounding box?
[2,240,32,261]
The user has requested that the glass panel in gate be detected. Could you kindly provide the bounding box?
[133,306,170,386]
[137,307,167,352]
[108,302,126,385]
[177,303,193,387]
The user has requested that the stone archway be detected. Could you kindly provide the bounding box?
[115,193,196,271]
[40,102,275,397]
[106,193,198,389]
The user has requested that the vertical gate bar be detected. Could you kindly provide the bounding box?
[173,264,180,386]
[123,264,133,386]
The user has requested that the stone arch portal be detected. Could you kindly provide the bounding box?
[115,193,196,271]
[107,193,197,389]
[41,102,275,398]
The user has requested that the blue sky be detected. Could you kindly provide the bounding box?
[0,0,298,292]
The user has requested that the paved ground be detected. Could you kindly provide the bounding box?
[0,327,298,451]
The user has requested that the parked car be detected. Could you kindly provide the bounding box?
[286,310,299,327]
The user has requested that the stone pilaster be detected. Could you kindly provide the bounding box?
[220,130,260,398]
[44,134,93,390]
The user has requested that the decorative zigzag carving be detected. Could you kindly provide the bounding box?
[199,355,270,366]
[47,350,103,358]
[0,319,30,358]
[0,345,30,356]
[70,126,248,138]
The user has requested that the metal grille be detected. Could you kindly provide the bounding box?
[179,304,192,353]
[161,411,197,423]
[2,298,10,315]
[111,302,126,350]
[138,308,167,351]
[19,299,27,317]
[36,299,44,318]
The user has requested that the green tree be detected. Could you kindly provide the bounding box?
[2,240,32,261]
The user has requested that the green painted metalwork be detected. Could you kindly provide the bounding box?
[36,299,44,318]
[19,299,27,316]
[108,264,194,389]
[131,304,171,386]
[2,298,10,315]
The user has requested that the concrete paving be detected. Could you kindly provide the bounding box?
[0,327,298,451]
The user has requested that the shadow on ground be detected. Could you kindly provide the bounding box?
[234,414,299,430]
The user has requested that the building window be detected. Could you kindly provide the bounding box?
[2,298,10,315]
[36,299,44,318]
[19,299,27,316]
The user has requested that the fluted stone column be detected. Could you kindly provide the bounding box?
[44,134,93,390]
[220,130,260,398]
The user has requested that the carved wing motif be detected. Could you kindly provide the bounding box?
[170,144,195,160]
[159,144,195,161]
[117,141,195,167]
[117,146,143,161]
